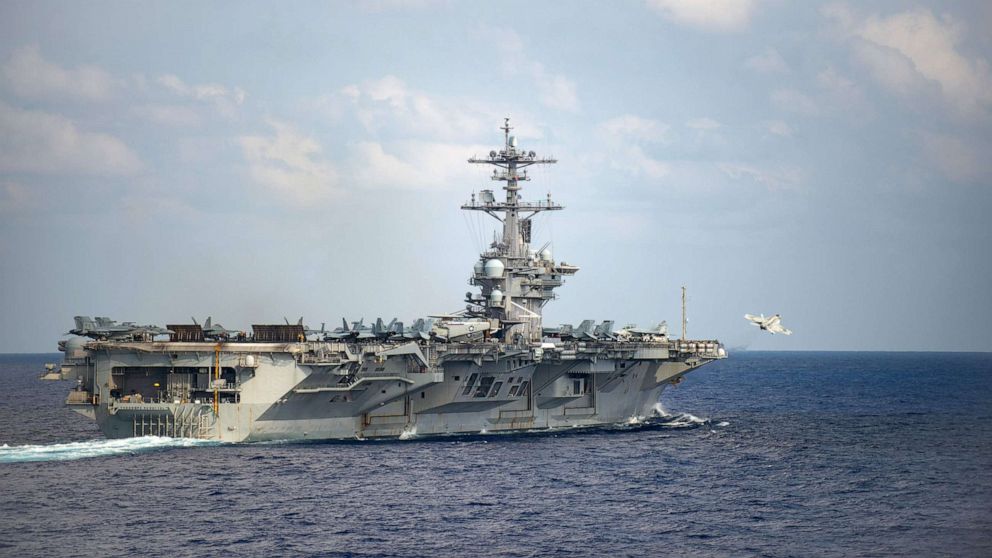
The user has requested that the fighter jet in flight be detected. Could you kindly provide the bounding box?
[745,313,793,335]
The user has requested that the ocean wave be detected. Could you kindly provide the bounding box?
[0,436,219,464]
[658,412,710,428]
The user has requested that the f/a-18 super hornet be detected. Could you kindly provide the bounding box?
[371,318,401,340]
[619,322,669,339]
[745,313,793,335]
[397,318,434,341]
[544,320,619,341]
[193,317,241,340]
[328,318,375,340]
[285,317,328,340]
[69,316,172,341]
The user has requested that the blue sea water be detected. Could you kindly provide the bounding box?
[1,351,990,557]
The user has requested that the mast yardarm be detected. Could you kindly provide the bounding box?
[462,118,575,343]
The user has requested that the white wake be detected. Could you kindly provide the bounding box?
[0,436,218,464]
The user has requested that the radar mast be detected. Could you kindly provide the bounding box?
[462,118,578,343]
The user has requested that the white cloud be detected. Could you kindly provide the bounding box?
[0,181,33,214]
[623,145,671,179]
[921,132,991,185]
[771,88,818,115]
[338,75,497,140]
[745,47,788,73]
[239,120,337,204]
[816,66,867,111]
[719,163,801,191]
[602,115,670,142]
[686,117,721,130]
[535,73,580,113]
[764,120,793,137]
[494,29,580,112]
[825,5,992,117]
[358,0,449,12]
[2,45,116,101]
[348,141,491,190]
[600,115,671,179]
[647,0,755,32]
[0,101,141,175]
[130,104,201,127]
[157,74,246,117]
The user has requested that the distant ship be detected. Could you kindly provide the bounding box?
[54,119,726,441]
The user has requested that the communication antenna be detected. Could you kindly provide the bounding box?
[681,285,687,341]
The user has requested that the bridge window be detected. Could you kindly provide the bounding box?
[474,376,494,398]
[488,382,503,398]
[462,373,479,396]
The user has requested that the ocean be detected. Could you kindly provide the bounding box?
[1,351,990,557]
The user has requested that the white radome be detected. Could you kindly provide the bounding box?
[483,259,505,278]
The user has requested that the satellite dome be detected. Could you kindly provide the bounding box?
[473,261,484,275]
[65,336,88,350]
[540,247,553,261]
[483,259,504,278]
[490,289,503,305]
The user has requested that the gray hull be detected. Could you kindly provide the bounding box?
[61,339,718,442]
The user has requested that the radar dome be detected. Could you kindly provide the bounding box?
[64,336,89,358]
[483,259,505,278]
[490,289,503,305]
[540,247,553,261]
[65,336,88,350]
[473,261,484,275]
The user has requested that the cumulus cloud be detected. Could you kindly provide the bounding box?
[686,117,721,130]
[157,74,246,118]
[600,115,671,179]
[816,67,862,105]
[357,0,449,12]
[0,101,141,175]
[764,120,794,137]
[602,115,670,142]
[239,120,337,204]
[647,0,755,32]
[0,181,33,214]
[771,88,818,115]
[335,75,498,140]
[920,132,991,185]
[493,29,580,112]
[745,47,788,73]
[347,141,491,190]
[130,104,201,127]
[2,45,116,101]
[825,5,992,117]
[719,162,801,191]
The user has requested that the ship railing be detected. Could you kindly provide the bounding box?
[669,340,725,358]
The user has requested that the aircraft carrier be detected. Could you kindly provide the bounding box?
[53,119,726,442]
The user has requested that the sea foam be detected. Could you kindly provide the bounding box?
[0,436,218,464]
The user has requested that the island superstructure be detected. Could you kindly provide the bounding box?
[54,119,726,442]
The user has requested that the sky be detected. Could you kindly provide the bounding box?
[1,0,990,352]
